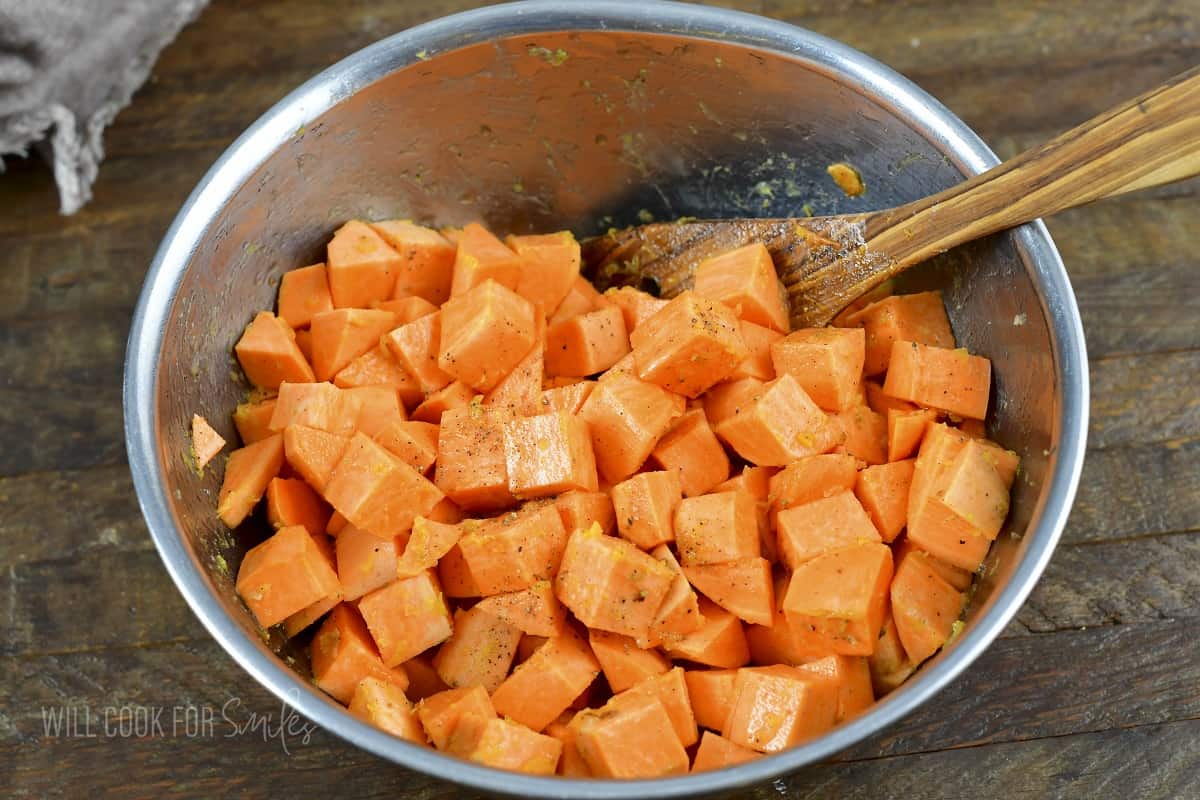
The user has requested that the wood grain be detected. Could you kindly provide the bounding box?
[0,0,1197,797]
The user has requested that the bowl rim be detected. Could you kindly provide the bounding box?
[123,1,1089,795]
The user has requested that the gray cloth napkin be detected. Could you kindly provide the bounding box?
[0,0,208,213]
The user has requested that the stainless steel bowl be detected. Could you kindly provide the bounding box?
[124,1,1088,795]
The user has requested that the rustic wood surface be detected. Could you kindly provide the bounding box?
[2,0,1198,797]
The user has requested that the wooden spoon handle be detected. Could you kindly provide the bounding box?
[860,64,1200,274]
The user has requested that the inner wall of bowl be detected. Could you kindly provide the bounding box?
[159,30,1053,670]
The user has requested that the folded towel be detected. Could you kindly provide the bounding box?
[0,0,209,214]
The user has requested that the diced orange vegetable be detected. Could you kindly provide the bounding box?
[439,279,537,392]
[684,669,738,732]
[484,311,545,417]
[278,263,333,328]
[630,291,749,398]
[437,543,480,598]
[771,327,866,411]
[474,580,568,638]
[578,375,686,483]
[268,381,359,436]
[327,510,348,535]
[282,424,348,493]
[545,304,630,377]
[433,604,522,692]
[507,231,582,315]
[713,374,842,466]
[702,377,764,429]
[333,344,423,409]
[694,242,789,332]
[674,489,759,566]
[234,397,277,445]
[342,385,406,438]
[642,544,705,648]
[868,610,916,695]
[450,222,523,297]
[651,409,730,497]
[217,433,285,528]
[371,294,438,323]
[774,491,882,571]
[832,403,887,465]
[604,286,667,332]
[767,453,859,513]
[665,597,750,669]
[549,275,607,325]
[326,220,402,307]
[883,340,992,420]
[782,544,893,656]
[893,535,973,591]
[504,411,599,499]
[336,524,401,601]
[540,380,594,415]
[722,665,838,752]
[383,311,453,395]
[349,677,427,744]
[888,408,937,462]
[797,654,874,722]
[842,291,955,376]
[625,666,698,747]
[611,470,682,550]
[574,691,689,778]
[417,686,497,750]
[294,328,313,363]
[745,574,823,666]
[433,403,514,511]
[890,548,965,664]
[358,569,453,667]
[447,713,563,775]
[311,604,410,704]
[266,476,329,536]
[855,459,915,542]
[373,419,438,474]
[545,713,590,777]
[324,432,444,538]
[411,379,474,424]
[691,730,761,772]
[714,466,779,563]
[191,414,225,470]
[729,320,782,381]
[283,577,342,639]
[401,653,451,702]
[457,503,568,595]
[589,629,671,693]
[370,219,457,304]
[866,379,917,415]
[310,308,397,382]
[235,524,340,627]
[554,490,615,537]
[491,629,600,731]
[555,523,675,639]
[683,556,774,626]
[235,311,315,389]
[395,516,463,579]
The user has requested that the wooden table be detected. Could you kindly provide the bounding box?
[3,1,1197,797]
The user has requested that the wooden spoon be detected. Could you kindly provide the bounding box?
[582,65,1200,328]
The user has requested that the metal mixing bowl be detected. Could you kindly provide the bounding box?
[124,1,1088,795]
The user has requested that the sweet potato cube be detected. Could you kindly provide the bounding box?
[768,453,859,513]
[437,543,480,598]
[283,578,343,639]
[358,569,453,667]
[722,665,839,752]
[652,409,730,497]
[506,230,582,314]
[694,242,790,332]
[713,465,776,501]
[630,290,749,397]
[729,320,782,381]
[311,604,409,703]
[611,470,682,550]
[589,629,671,693]
[888,408,938,462]
[691,731,761,772]
[439,280,537,392]
[674,489,759,566]
[282,424,348,493]
[503,411,599,499]
[868,610,917,695]
[474,580,568,638]
[369,219,457,304]
[540,380,595,415]
[433,403,514,511]
[336,524,401,601]
[266,477,330,536]
[449,222,523,297]
[269,381,359,436]
[457,503,568,595]
[348,678,426,744]
[771,327,866,412]
[278,263,334,328]
[491,629,601,731]
[294,328,314,362]
[217,433,285,528]
[549,275,607,325]
[894,536,973,592]
[604,286,667,332]
[797,654,874,722]
[867,380,917,415]
[884,340,992,420]
[324,433,444,538]
[702,377,765,429]
[417,686,497,750]
[327,220,401,307]
[235,311,315,389]
[555,523,675,639]
[938,439,1012,540]
[402,654,450,702]
[890,549,965,664]
[554,490,615,537]
[433,604,522,693]
[484,312,545,418]
[774,491,882,571]
[642,544,705,648]
[334,344,423,409]
[545,713,591,777]
[383,311,453,395]
[714,374,841,466]
[191,414,225,470]
[235,524,340,627]
[745,574,825,666]
[625,666,698,747]
[665,597,750,669]
[371,294,437,323]
[447,714,562,775]
[395,516,463,579]
[833,403,888,465]
[855,459,915,542]
[684,669,738,732]
[411,379,474,424]
[782,544,894,656]
[843,291,955,376]
[343,385,406,439]
[234,397,277,445]
[578,375,686,483]
[373,419,438,474]
[545,304,630,378]
[310,308,397,382]
[574,692,689,778]
[683,556,774,626]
